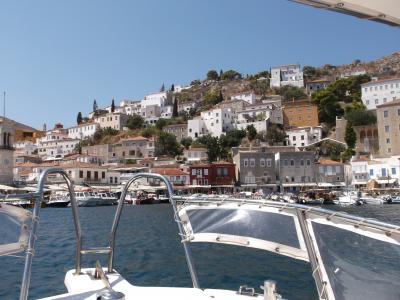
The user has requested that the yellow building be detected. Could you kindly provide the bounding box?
[282,100,319,127]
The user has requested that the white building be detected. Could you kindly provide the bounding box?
[183,147,208,163]
[14,140,37,156]
[188,108,235,139]
[270,64,304,88]
[367,156,400,186]
[350,156,370,186]
[67,123,99,140]
[93,112,129,130]
[141,91,167,107]
[230,92,256,105]
[119,100,142,116]
[286,126,323,147]
[361,77,400,110]
[178,101,198,113]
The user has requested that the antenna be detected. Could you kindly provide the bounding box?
[3,91,5,119]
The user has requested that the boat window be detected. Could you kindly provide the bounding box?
[310,221,400,300]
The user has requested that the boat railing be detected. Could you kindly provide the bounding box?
[13,169,200,300]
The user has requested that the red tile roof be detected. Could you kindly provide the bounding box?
[151,168,188,176]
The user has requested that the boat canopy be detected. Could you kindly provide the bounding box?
[0,204,31,256]
[178,198,400,300]
[289,0,400,26]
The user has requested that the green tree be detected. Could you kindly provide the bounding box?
[312,90,344,125]
[172,97,178,118]
[76,112,83,125]
[111,99,115,113]
[206,70,219,81]
[203,91,220,106]
[197,134,222,162]
[246,124,257,142]
[345,122,356,149]
[278,85,308,101]
[155,132,181,156]
[220,70,242,81]
[170,84,175,92]
[155,118,168,130]
[266,124,286,145]
[345,108,376,126]
[190,79,201,86]
[93,99,98,112]
[181,137,193,149]
[141,126,157,138]
[126,114,145,130]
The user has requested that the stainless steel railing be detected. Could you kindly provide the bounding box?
[19,168,82,300]
[17,169,200,300]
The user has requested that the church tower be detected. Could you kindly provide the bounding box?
[0,117,14,184]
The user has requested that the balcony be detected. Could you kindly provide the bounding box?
[0,145,14,150]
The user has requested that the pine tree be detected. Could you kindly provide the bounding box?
[219,69,223,79]
[170,84,175,92]
[160,83,165,92]
[93,99,98,112]
[218,90,224,103]
[111,99,115,113]
[345,122,356,149]
[172,97,178,118]
[77,112,83,125]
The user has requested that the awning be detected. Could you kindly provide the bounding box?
[282,183,317,187]
[376,179,398,184]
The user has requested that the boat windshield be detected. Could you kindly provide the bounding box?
[178,199,400,299]
[0,204,31,257]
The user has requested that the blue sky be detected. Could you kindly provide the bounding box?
[0,0,398,129]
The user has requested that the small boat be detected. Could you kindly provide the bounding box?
[359,196,386,205]
[388,195,400,204]
[71,192,102,207]
[96,192,117,206]
[46,195,70,207]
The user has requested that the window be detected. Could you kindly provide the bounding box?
[398,109,400,116]
[217,168,222,176]
[244,159,249,167]
[384,111,388,118]
[392,168,397,175]
[366,100,369,105]
[306,159,311,166]
[250,159,255,167]
[87,171,91,179]
[102,172,105,179]
[191,169,196,176]
[260,158,265,167]
[385,125,390,132]
[290,159,295,166]
[266,159,272,167]
[300,159,304,166]
[79,170,83,178]
[223,168,228,176]
[387,138,391,144]
[204,169,208,176]
[375,99,379,104]
[301,135,304,140]
[369,169,374,176]
[284,159,288,166]
[110,177,113,183]
[292,136,296,141]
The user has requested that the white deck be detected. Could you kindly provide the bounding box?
[39,268,264,300]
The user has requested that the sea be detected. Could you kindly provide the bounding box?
[1,204,400,300]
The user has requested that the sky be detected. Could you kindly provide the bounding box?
[0,0,399,129]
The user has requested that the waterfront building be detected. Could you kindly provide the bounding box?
[367,158,399,187]
[67,123,99,140]
[0,117,15,184]
[93,112,129,131]
[188,107,235,139]
[376,99,400,156]
[151,168,189,186]
[286,126,322,147]
[282,100,319,127]
[361,77,400,110]
[232,150,277,193]
[163,123,188,141]
[189,162,236,187]
[183,147,208,163]
[350,156,370,187]
[270,64,304,88]
[305,78,333,94]
[316,159,345,187]
[277,151,316,192]
[230,91,256,105]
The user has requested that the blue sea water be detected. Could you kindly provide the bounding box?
[1,204,399,300]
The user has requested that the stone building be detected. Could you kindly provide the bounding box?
[376,99,400,156]
[0,117,14,184]
[282,100,319,127]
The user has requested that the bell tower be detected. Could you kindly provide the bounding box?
[0,117,14,184]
